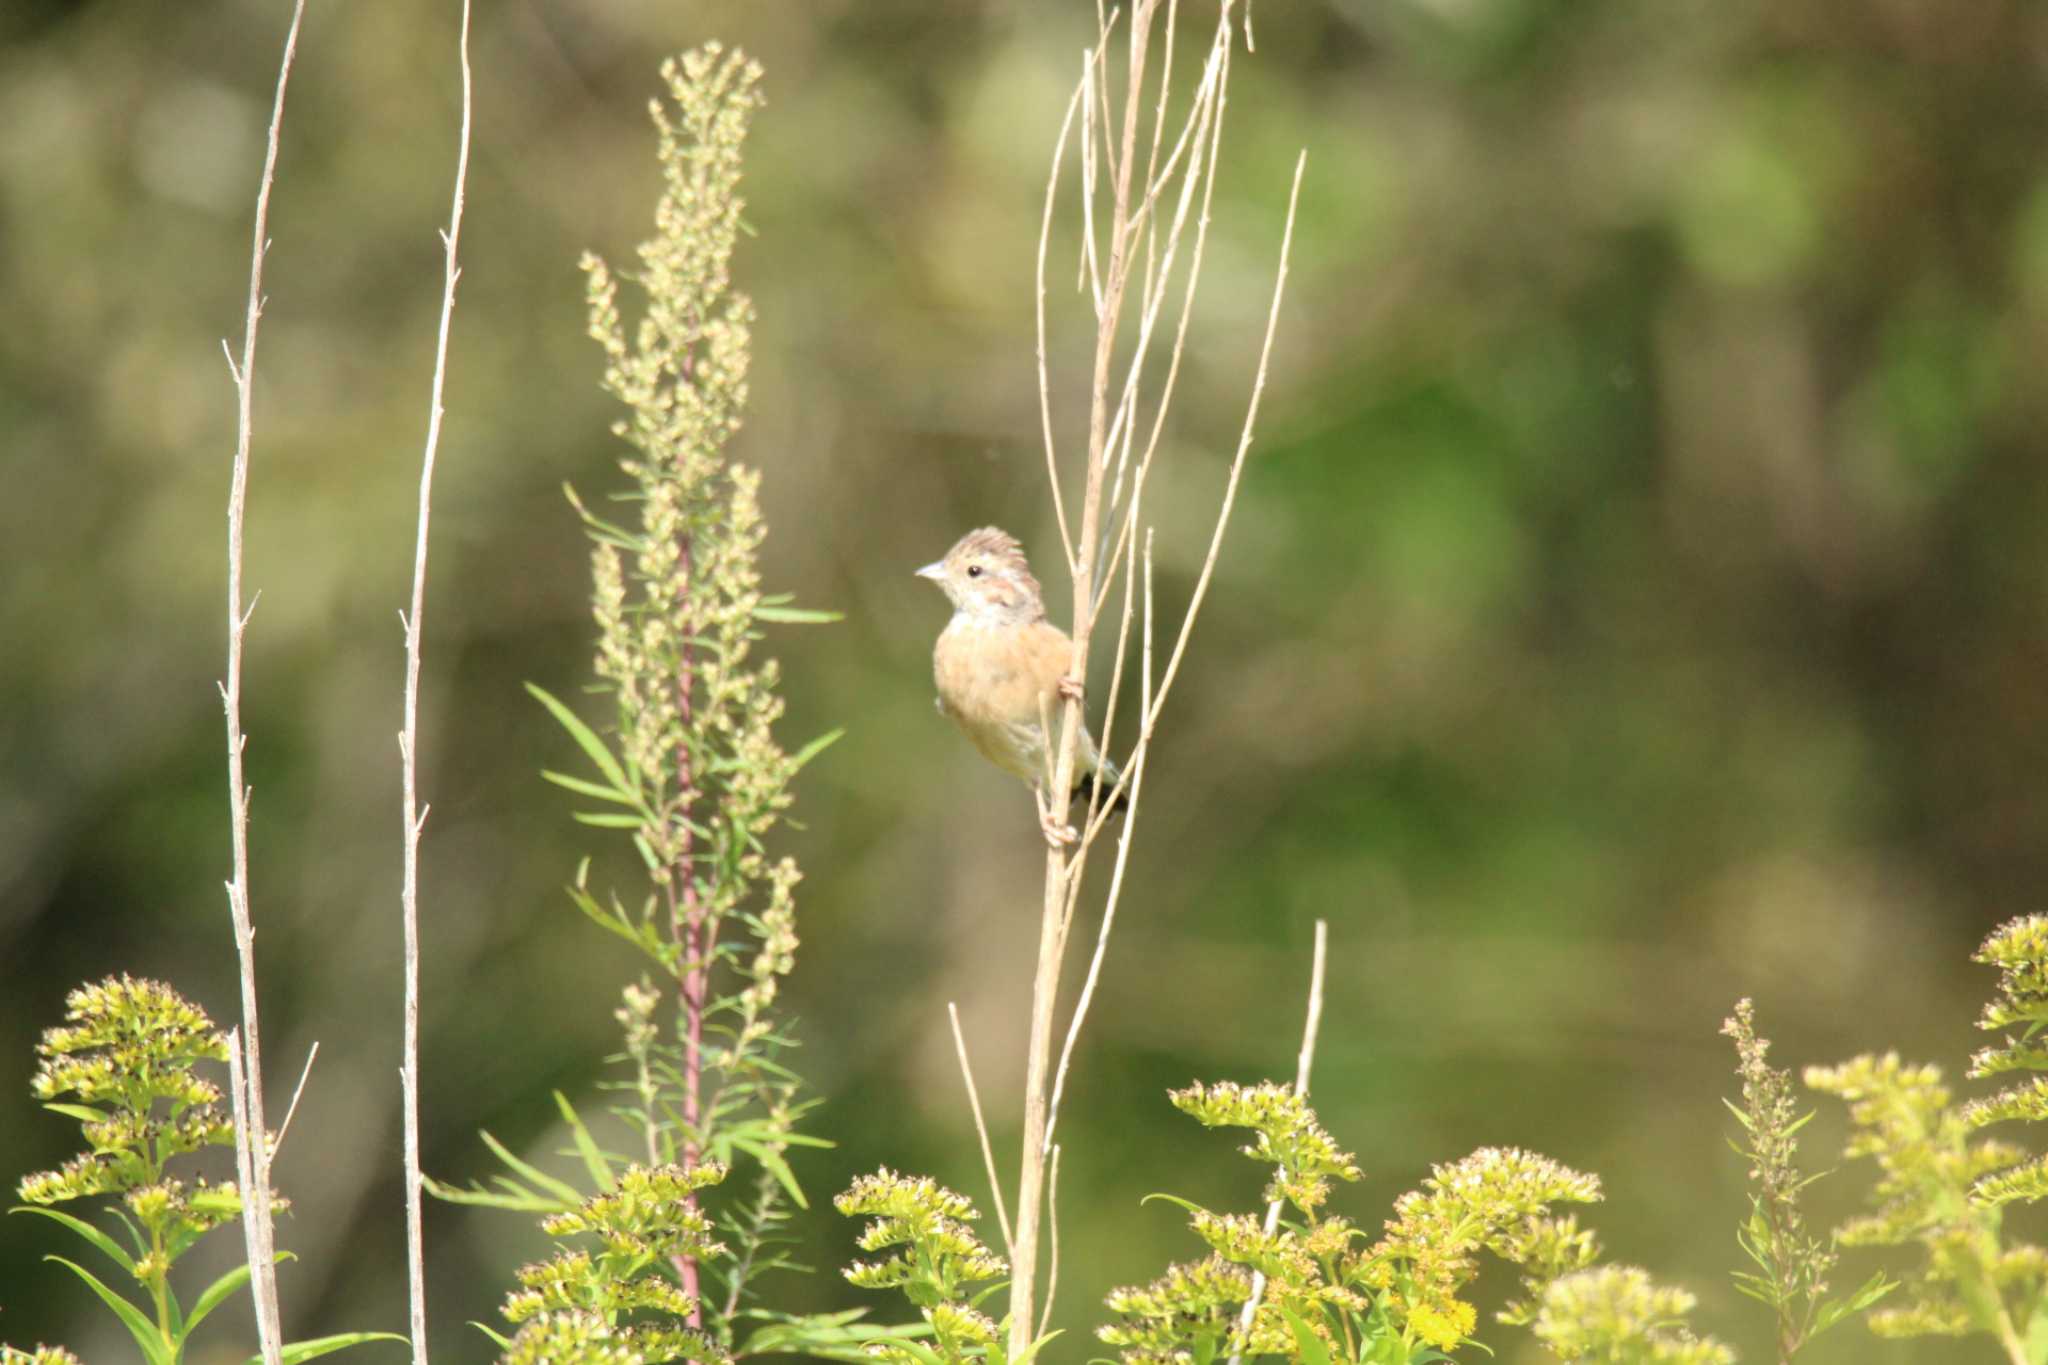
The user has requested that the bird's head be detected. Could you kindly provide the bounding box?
[916,527,1047,624]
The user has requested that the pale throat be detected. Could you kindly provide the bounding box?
[950,583,1042,629]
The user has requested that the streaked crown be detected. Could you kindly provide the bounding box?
[917,526,1046,622]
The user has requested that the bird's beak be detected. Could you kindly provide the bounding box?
[915,561,946,582]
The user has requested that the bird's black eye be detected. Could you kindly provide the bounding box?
[966,565,982,578]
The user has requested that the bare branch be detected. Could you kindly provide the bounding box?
[1037,1143,1064,1341]
[399,5,473,1359]
[1044,536,1154,1157]
[1138,149,1303,731]
[1036,79,1088,573]
[1010,7,1298,1355]
[275,1041,321,1151]
[222,5,309,1359]
[949,1002,1014,1260]
[1228,920,1328,1364]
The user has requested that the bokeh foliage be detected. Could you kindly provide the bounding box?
[3,2,2046,1362]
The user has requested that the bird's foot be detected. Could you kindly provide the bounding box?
[1056,675,1085,704]
[1035,785,1079,848]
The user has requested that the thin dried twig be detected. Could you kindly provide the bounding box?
[1227,920,1329,1365]
[1037,1143,1064,1340]
[1011,2,1306,1353]
[1042,533,1153,1156]
[948,1002,1014,1260]
[221,5,309,1360]
[1036,76,1087,574]
[274,1042,320,1151]
[398,4,473,1359]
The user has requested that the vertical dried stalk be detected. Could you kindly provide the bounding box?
[220,5,308,1361]
[398,3,473,1360]
[1009,3,1300,1353]
[1228,919,1329,1365]
[950,1002,1015,1259]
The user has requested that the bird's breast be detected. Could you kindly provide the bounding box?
[934,619,1073,729]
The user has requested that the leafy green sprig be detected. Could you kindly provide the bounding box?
[834,1169,1022,1365]
[1721,998,1893,1361]
[1096,1080,1731,1365]
[11,976,395,1365]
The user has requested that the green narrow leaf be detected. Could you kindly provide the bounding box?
[572,811,649,829]
[1278,1307,1333,1365]
[563,482,644,548]
[566,884,651,951]
[44,1255,171,1365]
[39,1103,110,1125]
[189,1261,253,1334]
[540,770,643,807]
[471,1322,512,1349]
[423,1173,560,1212]
[526,683,630,792]
[791,728,846,770]
[753,605,844,624]
[1006,1329,1063,1365]
[879,1339,946,1365]
[11,1205,137,1275]
[481,1130,585,1203]
[753,1146,808,1210]
[554,1091,617,1192]
[259,1330,409,1365]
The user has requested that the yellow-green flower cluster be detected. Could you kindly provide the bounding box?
[1532,1266,1733,1364]
[579,43,788,885]
[503,1250,699,1323]
[1497,1213,1603,1326]
[1964,916,2048,1207]
[1408,1297,1478,1351]
[1975,915,2048,1036]
[1169,1080,1362,1214]
[540,1162,728,1263]
[18,976,240,1223]
[500,1308,716,1365]
[835,1169,1007,1363]
[1804,1053,2022,1243]
[1805,1046,2046,1344]
[836,1168,1006,1308]
[1369,1147,1602,1297]
[1099,1255,1257,1363]
[500,1163,729,1365]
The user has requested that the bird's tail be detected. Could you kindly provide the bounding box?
[1071,763,1130,819]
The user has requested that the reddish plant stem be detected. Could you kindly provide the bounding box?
[670,533,708,1323]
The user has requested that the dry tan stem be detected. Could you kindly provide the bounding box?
[221,5,308,1359]
[1010,3,1155,1345]
[274,1042,320,1151]
[1078,54,1104,315]
[224,1031,269,1346]
[1135,150,1303,729]
[1093,26,1230,624]
[1036,78,1087,572]
[1013,6,1301,1354]
[397,5,472,1359]
[1043,533,1154,1155]
[1076,127,1301,847]
[1060,505,1144,924]
[1037,1143,1064,1340]
[1227,919,1330,1365]
[948,1002,1014,1259]
[1092,37,1225,592]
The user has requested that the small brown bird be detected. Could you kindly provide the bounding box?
[917,527,1125,843]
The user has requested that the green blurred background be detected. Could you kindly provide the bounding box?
[4,0,2046,1360]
